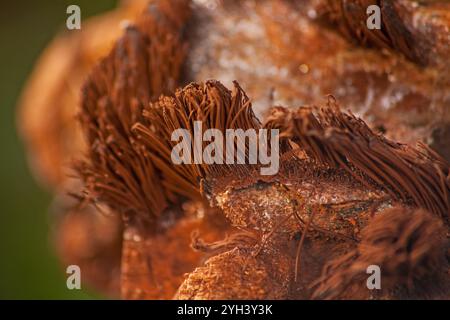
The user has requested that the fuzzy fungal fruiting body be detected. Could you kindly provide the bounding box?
[18,0,450,299]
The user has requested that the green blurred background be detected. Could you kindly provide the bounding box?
[0,0,117,299]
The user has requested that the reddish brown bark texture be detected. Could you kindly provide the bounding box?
[19,0,450,299]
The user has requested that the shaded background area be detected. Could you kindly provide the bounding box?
[0,0,117,299]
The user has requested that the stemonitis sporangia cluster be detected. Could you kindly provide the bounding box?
[18,0,450,299]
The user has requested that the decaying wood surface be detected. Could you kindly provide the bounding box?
[18,0,450,299]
